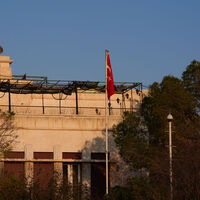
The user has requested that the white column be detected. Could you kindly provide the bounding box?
[82,163,91,186]
[53,145,63,185]
[24,144,33,186]
[68,164,73,185]
[82,152,91,196]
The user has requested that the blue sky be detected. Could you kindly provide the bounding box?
[1,0,200,87]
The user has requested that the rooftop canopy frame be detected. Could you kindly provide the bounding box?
[0,75,143,114]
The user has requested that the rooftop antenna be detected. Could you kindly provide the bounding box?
[0,46,3,54]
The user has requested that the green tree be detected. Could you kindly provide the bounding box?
[0,110,17,153]
[182,60,200,111]
[112,112,149,171]
[182,60,200,98]
[142,76,198,146]
[111,75,200,200]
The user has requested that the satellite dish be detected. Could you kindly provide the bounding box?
[0,46,3,54]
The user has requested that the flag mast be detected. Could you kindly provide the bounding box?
[105,49,109,195]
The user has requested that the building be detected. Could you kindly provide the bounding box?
[0,56,144,199]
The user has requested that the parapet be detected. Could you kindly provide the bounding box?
[0,56,13,79]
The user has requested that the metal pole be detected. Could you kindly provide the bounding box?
[8,91,11,113]
[75,86,79,115]
[130,89,133,112]
[167,114,173,200]
[108,101,111,115]
[42,94,45,114]
[59,93,61,114]
[8,80,11,113]
[105,49,109,195]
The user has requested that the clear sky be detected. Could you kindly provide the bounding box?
[1,0,200,87]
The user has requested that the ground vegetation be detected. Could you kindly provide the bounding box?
[0,173,90,200]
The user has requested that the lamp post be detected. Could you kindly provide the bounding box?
[167,113,173,200]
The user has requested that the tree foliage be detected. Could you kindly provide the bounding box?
[182,60,200,113]
[111,75,200,199]
[0,110,17,153]
[142,76,198,145]
[112,112,149,170]
[182,60,200,100]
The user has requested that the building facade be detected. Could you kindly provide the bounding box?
[0,56,144,199]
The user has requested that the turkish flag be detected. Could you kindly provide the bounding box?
[107,54,115,100]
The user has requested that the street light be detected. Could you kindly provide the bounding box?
[167,113,173,200]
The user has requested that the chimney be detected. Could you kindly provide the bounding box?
[0,56,13,79]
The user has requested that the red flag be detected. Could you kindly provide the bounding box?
[107,54,115,100]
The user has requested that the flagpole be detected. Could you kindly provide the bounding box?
[105,49,109,195]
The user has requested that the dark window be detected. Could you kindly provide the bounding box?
[63,164,68,184]
[4,162,24,179]
[91,163,107,200]
[4,152,24,159]
[63,152,82,159]
[34,152,53,159]
[34,162,54,187]
[91,152,110,160]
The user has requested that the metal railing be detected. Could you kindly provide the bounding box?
[0,104,137,116]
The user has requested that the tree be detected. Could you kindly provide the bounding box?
[112,112,167,200]
[142,76,200,199]
[182,60,200,97]
[0,110,17,153]
[142,76,198,146]
[182,60,200,111]
[111,75,200,199]
[112,112,149,171]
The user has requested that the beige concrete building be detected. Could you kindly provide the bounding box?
[0,56,145,199]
